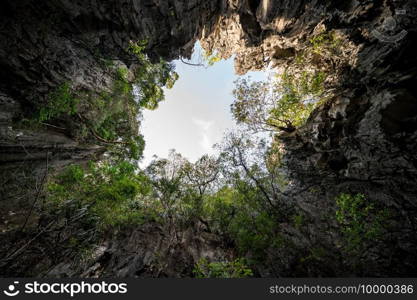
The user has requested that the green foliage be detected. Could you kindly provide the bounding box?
[202,185,279,261]
[193,258,253,278]
[128,40,147,60]
[204,133,292,261]
[232,70,327,132]
[128,40,179,110]
[202,187,236,233]
[37,83,79,122]
[293,213,305,229]
[74,64,148,162]
[125,135,146,161]
[299,247,326,265]
[34,42,178,164]
[143,151,222,228]
[27,40,178,165]
[202,50,222,66]
[58,164,85,185]
[310,31,343,55]
[138,140,287,263]
[43,132,294,272]
[114,67,133,96]
[231,30,345,133]
[47,161,155,229]
[231,209,277,257]
[268,70,326,128]
[335,193,390,253]
[231,79,270,129]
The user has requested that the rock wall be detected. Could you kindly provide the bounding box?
[51,224,231,278]
[0,0,220,234]
[201,0,417,276]
[1,0,417,277]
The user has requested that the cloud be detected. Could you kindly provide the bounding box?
[192,118,214,152]
[200,133,211,151]
[192,118,213,131]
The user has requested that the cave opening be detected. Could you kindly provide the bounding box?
[1,0,416,279]
[140,42,268,166]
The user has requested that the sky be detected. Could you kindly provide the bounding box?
[139,44,267,166]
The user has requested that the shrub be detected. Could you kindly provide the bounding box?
[46,161,155,229]
[193,258,253,278]
[37,83,79,122]
[58,164,85,184]
[203,186,278,261]
[335,193,390,253]
[310,31,343,55]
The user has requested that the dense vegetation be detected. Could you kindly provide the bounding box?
[45,133,288,276]
[22,41,178,164]
[29,33,392,277]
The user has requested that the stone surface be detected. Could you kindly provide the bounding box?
[1,0,417,277]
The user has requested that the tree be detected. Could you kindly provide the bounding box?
[145,150,187,216]
[182,155,220,198]
[231,69,326,133]
[74,42,179,163]
[129,41,179,110]
[46,161,153,229]
[193,131,292,259]
[217,131,286,212]
[231,78,278,133]
[145,151,221,227]
[179,46,221,68]
[179,155,220,228]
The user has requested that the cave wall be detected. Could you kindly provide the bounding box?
[1,0,417,277]
[203,0,417,276]
[0,0,220,163]
[0,0,220,235]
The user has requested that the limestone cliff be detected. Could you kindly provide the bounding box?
[0,0,219,236]
[1,0,417,277]
[200,0,417,277]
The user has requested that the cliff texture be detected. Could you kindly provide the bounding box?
[1,0,417,277]
[200,0,417,276]
[0,0,218,236]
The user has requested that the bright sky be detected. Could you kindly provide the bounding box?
[140,44,267,166]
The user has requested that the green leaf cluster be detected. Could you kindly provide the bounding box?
[37,83,79,122]
[269,70,327,128]
[193,258,253,278]
[202,50,222,67]
[335,193,390,253]
[232,69,327,132]
[310,31,343,55]
[31,41,179,164]
[202,184,282,261]
[46,162,155,229]
[128,41,179,110]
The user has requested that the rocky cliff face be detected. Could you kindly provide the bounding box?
[1,0,417,277]
[199,0,417,276]
[0,0,219,236]
[48,224,231,278]
[0,0,220,164]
